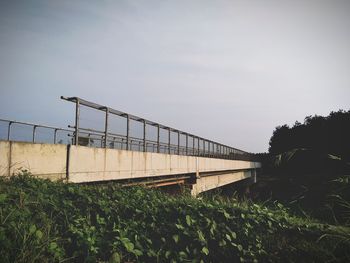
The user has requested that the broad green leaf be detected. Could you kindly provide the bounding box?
[173,235,179,243]
[125,242,134,252]
[35,230,43,240]
[133,249,143,256]
[231,232,237,239]
[197,230,205,242]
[29,225,36,234]
[109,252,121,263]
[121,239,134,252]
[186,215,192,226]
[223,211,231,219]
[49,242,58,250]
[202,247,209,255]
[175,223,184,230]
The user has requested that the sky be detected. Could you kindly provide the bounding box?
[0,0,349,152]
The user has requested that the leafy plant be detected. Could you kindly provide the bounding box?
[1,173,350,262]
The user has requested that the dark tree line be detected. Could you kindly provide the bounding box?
[268,110,350,161]
[253,111,350,224]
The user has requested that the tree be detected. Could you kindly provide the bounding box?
[268,110,350,161]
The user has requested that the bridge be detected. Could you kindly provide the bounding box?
[0,96,261,195]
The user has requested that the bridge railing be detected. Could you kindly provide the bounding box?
[0,119,73,145]
[60,96,256,161]
[0,97,257,161]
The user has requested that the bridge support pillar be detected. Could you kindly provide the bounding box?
[190,170,254,196]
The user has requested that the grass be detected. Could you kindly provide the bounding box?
[1,172,350,263]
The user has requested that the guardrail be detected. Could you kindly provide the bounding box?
[0,97,256,161]
[0,119,73,144]
[60,96,255,161]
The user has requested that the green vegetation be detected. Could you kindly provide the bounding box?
[252,109,350,225]
[1,172,350,263]
[268,110,350,163]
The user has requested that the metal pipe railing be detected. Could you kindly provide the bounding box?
[0,119,73,144]
[59,96,253,161]
[0,97,254,161]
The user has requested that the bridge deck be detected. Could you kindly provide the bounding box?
[0,140,260,195]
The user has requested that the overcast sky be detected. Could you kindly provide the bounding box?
[0,0,349,152]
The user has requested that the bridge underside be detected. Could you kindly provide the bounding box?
[0,140,260,195]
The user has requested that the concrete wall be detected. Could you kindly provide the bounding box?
[68,145,260,183]
[0,141,261,184]
[0,140,67,180]
[0,141,10,176]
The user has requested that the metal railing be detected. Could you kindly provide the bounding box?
[60,96,255,161]
[0,119,73,144]
[0,97,256,161]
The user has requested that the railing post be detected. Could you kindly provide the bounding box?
[74,98,80,145]
[185,134,188,155]
[54,129,58,144]
[143,120,146,152]
[32,125,37,143]
[168,128,171,154]
[197,137,200,156]
[104,107,109,148]
[203,140,206,156]
[177,131,180,155]
[192,136,195,155]
[7,121,12,140]
[157,124,160,153]
[126,114,130,150]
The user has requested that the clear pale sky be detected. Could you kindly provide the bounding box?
[0,0,349,152]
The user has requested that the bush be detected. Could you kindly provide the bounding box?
[1,173,350,262]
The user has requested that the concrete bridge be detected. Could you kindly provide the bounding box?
[0,96,261,195]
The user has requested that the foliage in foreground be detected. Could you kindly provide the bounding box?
[1,173,350,263]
